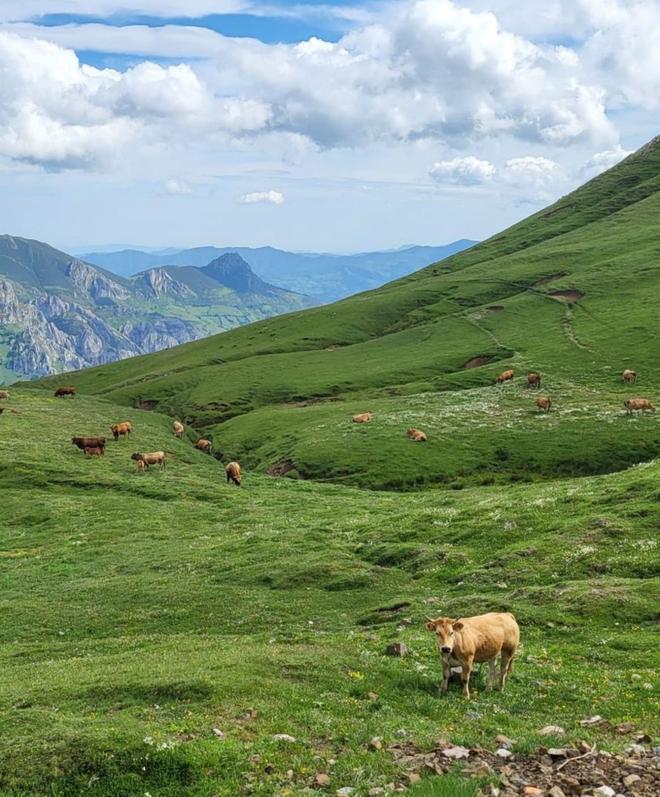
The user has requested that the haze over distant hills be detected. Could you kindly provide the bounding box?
[82,241,477,302]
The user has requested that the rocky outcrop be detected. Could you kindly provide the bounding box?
[135,268,195,299]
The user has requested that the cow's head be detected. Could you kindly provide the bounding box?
[425,616,464,655]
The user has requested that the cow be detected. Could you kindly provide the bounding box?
[622,369,637,384]
[624,398,656,415]
[173,420,184,438]
[426,612,520,700]
[527,372,541,389]
[496,370,515,384]
[536,396,552,413]
[0,390,9,399]
[72,436,106,451]
[195,438,213,453]
[352,412,374,423]
[131,451,165,470]
[407,428,428,442]
[226,461,242,486]
[84,446,104,457]
[111,421,132,440]
[55,386,76,397]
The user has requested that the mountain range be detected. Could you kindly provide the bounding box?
[0,237,310,382]
[81,241,477,302]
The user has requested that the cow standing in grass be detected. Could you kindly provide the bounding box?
[111,421,132,440]
[622,369,637,383]
[0,390,9,399]
[55,386,76,398]
[527,372,541,389]
[536,396,552,413]
[131,451,165,470]
[72,436,106,452]
[496,370,514,384]
[624,398,655,415]
[195,438,213,453]
[226,461,242,486]
[426,612,520,699]
[173,420,184,438]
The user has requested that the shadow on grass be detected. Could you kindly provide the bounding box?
[79,680,214,705]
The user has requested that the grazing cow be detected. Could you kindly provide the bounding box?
[496,369,515,384]
[195,438,213,453]
[527,372,541,389]
[426,612,520,700]
[624,398,656,415]
[131,451,165,470]
[84,446,104,457]
[536,396,552,413]
[111,421,132,440]
[173,420,184,438]
[622,369,637,384]
[226,461,242,486]
[55,386,76,397]
[0,390,9,399]
[352,412,374,423]
[72,436,106,451]
[407,427,428,442]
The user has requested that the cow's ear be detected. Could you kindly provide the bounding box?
[425,621,436,631]
[453,621,464,631]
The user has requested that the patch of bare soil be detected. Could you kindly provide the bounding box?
[267,459,296,477]
[533,272,567,287]
[389,737,659,797]
[463,355,495,369]
[548,290,584,303]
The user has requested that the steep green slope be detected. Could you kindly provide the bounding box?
[35,137,660,488]
[0,390,658,796]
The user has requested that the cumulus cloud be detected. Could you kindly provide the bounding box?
[581,144,632,178]
[163,178,192,194]
[429,156,496,185]
[240,190,285,205]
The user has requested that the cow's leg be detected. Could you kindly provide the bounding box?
[461,656,474,699]
[499,650,514,690]
[440,660,450,692]
[487,658,497,691]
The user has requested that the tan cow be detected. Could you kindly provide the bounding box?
[426,612,520,699]
[407,428,428,442]
[195,438,213,453]
[496,369,515,384]
[84,445,104,457]
[111,421,132,440]
[226,461,242,486]
[536,396,552,413]
[131,451,165,470]
[0,390,9,399]
[352,412,374,423]
[173,420,184,438]
[622,369,637,384]
[624,398,656,415]
[527,372,541,389]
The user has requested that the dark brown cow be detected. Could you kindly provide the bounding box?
[55,386,76,397]
[72,436,106,451]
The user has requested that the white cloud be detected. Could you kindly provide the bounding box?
[0,1,247,22]
[429,156,496,185]
[163,178,192,194]
[240,189,285,205]
[501,155,563,201]
[581,144,632,179]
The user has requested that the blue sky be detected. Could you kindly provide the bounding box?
[0,1,658,252]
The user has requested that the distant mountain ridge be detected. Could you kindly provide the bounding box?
[0,237,310,381]
[82,241,477,302]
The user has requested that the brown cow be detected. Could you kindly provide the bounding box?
[84,446,104,457]
[55,386,76,397]
[407,427,428,442]
[195,438,213,453]
[226,461,242,486]
[72,436,106,451]
[111,421,132,440]
[0,390,9,399]
[622,369,637,384]
[131,451,165,469]
[496,369,515,384]
[527,372,541,389]
[624,398,656,415]
[173,420,184,438]
[352,412,374,423]
[536,396,552,413]
[426,612,520,699]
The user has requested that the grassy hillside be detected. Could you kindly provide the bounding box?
[35,137,660,489]
[0,390,658,797]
